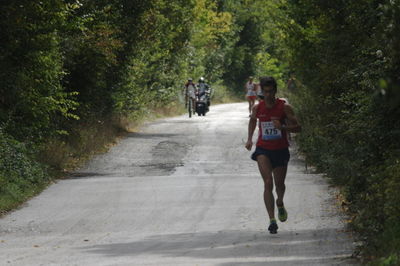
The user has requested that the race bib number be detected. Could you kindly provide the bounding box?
[261,121,282,140]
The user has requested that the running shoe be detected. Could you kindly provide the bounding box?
[278,206,288,222]
[268,221,278,234]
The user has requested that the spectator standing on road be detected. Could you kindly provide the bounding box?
[245,76,257,116]
[245,76,301,234]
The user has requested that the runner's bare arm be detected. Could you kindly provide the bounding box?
[245,104,258,150]
[283,103,301,133]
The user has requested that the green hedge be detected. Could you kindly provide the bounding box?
[0,131,49,212]
[282,0,400,263]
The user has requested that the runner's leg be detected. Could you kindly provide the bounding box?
[273,166,287,207]
[247,97,252,113]
[256,155,275,219]
[250,98,255,111]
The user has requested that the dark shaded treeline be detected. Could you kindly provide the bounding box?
[283,1,400,264]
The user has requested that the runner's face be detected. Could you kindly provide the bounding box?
[262,86,276,100]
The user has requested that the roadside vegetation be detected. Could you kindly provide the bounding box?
[0,0,278,213]
[280,1,400,265]
[1,1,399,264]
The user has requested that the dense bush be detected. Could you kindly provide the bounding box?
[282,0,400,263]
[0,130,48,212]
[0,1,76,143]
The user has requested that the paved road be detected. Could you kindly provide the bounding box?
[0,103,357,265]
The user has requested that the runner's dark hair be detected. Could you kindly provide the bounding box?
[259,76,277,92]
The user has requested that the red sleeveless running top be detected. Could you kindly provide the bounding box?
[256,98,289,150]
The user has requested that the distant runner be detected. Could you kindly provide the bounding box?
[245,76,257,116]
[245,76,301,234]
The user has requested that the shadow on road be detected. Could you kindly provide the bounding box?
[125,132,182,139]
[152,119,200,124]
[82,228,358,265]
[67,172,109,179]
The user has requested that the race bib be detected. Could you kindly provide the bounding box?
[261,121,282,140]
